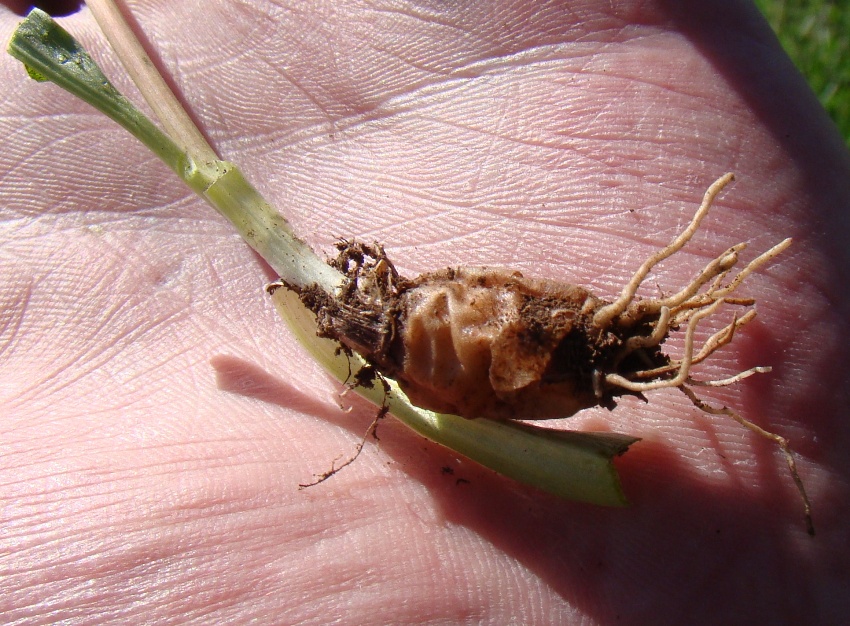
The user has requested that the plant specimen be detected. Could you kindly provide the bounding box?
[6,5,813,534]
[274,176,812,535]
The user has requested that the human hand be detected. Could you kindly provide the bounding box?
[2,1,848,622]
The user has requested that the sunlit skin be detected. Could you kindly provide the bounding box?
[288,180,811,532]
[2,1,849,622]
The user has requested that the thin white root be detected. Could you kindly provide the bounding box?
[680,385,814,536]
[624,244,746,324]
[593,172,736,328]
[605,299,725,392]
[654,245,744,310]
[612,306,671,367]
[687,366,772,387]
[590,175,808,533]
[299,404,387,488]
[712,237,793,299]
[633,309,758,380]
[693,310,756,362]
[668,238,792,318]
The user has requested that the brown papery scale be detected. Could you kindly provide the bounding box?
[270,173,814,534]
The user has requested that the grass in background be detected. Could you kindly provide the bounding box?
[755,0,850,145]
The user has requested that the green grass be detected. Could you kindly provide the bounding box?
[755,0,850,146]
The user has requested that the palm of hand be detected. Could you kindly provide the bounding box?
[1,1,848,622]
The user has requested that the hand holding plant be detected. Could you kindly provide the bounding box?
[1,1,848,622]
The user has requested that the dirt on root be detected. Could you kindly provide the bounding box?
[281,241,669,420]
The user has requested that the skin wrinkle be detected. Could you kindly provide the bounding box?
[0,129,94,190]
[0,279,31,361]
[10,299,188,405]
[225,41,666,158]
[4,256,194,409]
[358,151,691,245]
[302,108,612,235]
[5,451,293,538]
[408,84,672,158]
[17,543,237,621]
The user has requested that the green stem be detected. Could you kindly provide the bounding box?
[203,166,343,289]
[8,8,188,178]
[7,8,637,507]
[7,8,340,290]
[272,287,637,506]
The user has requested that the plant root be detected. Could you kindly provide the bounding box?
[680,385,814,535]
[299,395,389,489]
[591,174,810,533]
[280,173,812,532]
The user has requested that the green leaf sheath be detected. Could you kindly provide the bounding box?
[7,8,636,507]
[7,9,187,178]
[7,10,340,290]
[271,288,637,507]
[203,166,343,290]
